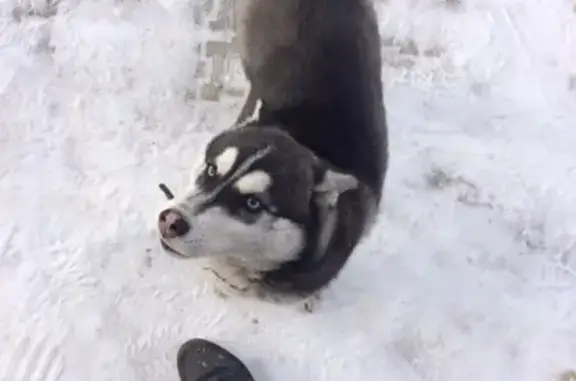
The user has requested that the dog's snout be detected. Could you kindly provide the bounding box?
[158,209,190,238]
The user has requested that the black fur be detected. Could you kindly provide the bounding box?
[240,0,388,297]
[263,187,369,295]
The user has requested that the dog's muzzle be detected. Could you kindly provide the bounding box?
[158,208,190,238]
[157,207,192,258]
[159,239,186,258]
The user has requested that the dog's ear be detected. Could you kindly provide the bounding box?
[314,169,358,193]
[263,187,366,297]
[312,160,359,208]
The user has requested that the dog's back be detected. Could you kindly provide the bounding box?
[236,0,387,196]
[233,0,388,295]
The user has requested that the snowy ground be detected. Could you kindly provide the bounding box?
[1,0,576,380]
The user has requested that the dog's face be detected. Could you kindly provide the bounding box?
[157,125,358,270]
[158,127,313,270]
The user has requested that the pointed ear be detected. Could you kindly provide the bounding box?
[314,168,358,193]
[312,161,359,210]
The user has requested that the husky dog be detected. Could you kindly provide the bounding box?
[158,0,388,309]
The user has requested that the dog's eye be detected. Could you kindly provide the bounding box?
[244,196,262,212]
[205,164,217,177]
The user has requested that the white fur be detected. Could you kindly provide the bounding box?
[314,169,358,194]
[162,205,304,267]
[160,147,274,222]
[234,170,272,194]
[205,256,319,312]
[235,97,264,128]
[214,147,239,176]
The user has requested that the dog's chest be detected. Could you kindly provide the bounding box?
[202,257,272,299]
[202,257,318,311]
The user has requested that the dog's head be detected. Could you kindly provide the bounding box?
[157,125,357,271]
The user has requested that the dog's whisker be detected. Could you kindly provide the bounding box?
[159,183,175,200]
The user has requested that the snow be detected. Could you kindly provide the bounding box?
[1,0,576,380]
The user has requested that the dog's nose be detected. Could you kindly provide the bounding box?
[158,209,190,238]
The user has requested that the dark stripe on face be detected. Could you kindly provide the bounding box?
[182,147,273,217]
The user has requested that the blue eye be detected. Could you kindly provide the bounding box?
[245,196,262,212]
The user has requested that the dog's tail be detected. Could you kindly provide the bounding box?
[263,189,369,296]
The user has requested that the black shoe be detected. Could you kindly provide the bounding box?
[177,338,256,381]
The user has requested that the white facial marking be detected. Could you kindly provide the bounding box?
[234,170,272,194]
[215,147,239,176]
[162,205,305,264]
